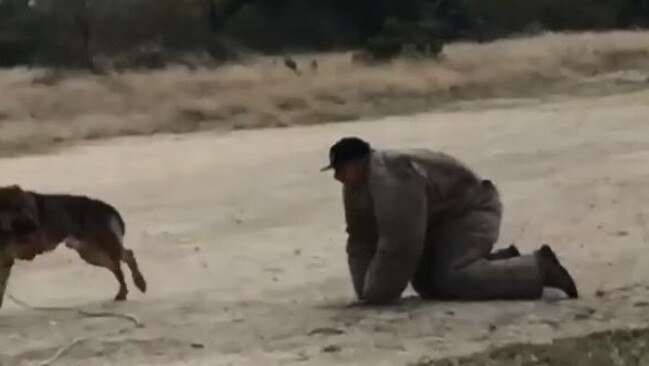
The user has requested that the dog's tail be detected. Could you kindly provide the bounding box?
[108,213,125,239]
[107,206,126,237]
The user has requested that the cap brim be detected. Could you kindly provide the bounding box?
[320,164,333,172]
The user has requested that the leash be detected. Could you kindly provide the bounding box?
[6,294,144,366]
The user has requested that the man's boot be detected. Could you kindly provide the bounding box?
[537,244,578,298]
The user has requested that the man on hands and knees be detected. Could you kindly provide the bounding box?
[323,137,578,305]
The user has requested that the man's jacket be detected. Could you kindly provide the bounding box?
[343,149,494,304]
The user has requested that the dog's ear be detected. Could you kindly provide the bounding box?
[0,185,29,206]
[0,187,22,231]
[0,185,24,200]
[0,187,39,233]
[2,185,22,192]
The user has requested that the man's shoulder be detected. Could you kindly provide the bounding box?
[371,148,479,184]
[372,148,459,169]
[369,149,433,183]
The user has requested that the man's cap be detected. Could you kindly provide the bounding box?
[321,137,371,171]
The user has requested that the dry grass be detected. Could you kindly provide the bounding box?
[1,31,649,156]
[425,327,649,366]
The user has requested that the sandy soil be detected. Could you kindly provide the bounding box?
[2,90,649,365]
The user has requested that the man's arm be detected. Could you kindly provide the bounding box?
[347,232,374,300]
[362,161,428,305]
[343,187,377,300]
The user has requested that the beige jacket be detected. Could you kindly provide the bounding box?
[343,149,493,304]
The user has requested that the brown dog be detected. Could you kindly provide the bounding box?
[0,185,146,301]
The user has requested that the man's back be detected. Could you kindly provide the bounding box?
[370,148,489,220]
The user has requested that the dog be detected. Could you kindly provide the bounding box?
[0,185,146,301]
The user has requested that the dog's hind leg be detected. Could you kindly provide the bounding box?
[111,263,128,301]
[102,236,130,301]
[0,261,12,309]
[108,215,147,294]
[122,248,147,293]
[68,236,129,301]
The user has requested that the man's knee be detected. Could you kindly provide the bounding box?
[430,273,472,300]
[363,291,401,306]
[411,259,436,299]
[362,285,404,305]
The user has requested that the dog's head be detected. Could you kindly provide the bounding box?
[0,185,39,238]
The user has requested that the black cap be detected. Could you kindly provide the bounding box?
[321,137,371,171]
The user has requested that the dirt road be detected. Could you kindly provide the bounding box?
[2,91,649,365]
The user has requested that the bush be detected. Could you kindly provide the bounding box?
[1,0,649,69]
[0,32,37,66]
[364,36,403,60]
[464,0,627,37]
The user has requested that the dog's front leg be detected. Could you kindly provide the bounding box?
[0,259,12,310]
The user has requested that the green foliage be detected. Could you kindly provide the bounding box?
[1,0,649,69]
[619,0,649,26]
[364,35,403,61]
[356,17,445,63]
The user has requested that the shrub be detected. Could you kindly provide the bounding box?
[1,0,649,69]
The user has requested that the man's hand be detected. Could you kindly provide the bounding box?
[345,300,368,308]
[346,296,401,308]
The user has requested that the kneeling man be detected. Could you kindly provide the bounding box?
[323,137,578,305]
